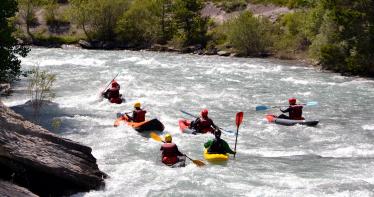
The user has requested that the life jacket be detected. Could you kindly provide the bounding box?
[197,117,214,133]
[208,139,226,154]
[108,87,120,99]
[161,143,179,165]
[289,105,304,120]
[133,109,146,122]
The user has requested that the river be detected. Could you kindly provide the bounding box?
[3,47,374,196]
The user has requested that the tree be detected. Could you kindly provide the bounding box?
[157,0,174,43]
[27,66,56,119]
[173,0,208,46]
[69,0,130,41]
[0,0,29,83]
[116,0,162,46]
[18,0,46,39]
[310,0,374,76]
[226,12,273,56]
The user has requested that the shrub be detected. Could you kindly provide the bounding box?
[226,11,273,56]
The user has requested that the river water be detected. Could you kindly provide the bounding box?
[3,47,374,196]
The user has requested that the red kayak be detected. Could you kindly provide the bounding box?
[178,119,214,134]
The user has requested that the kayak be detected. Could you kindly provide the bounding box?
[266,114,319,126]
[163,156,186,168]
[178,119,195,134]
[178,119,214,134]
[203,149,229,163]
[119,115,165,132]
[102,92,125,104]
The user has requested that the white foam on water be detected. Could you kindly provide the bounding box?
[362,125,374,130]
[7,47,374,196]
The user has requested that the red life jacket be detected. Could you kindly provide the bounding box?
[289,105,304,120]
[133,109,146,122]
[108,87,120,99]
[198,117,214,133]
[161,143,179,165]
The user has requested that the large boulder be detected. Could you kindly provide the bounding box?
[0,180,37,197]
[0,101,107,196]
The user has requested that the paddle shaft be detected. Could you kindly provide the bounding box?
[234,127,239,158]
[233,112,243,158]
[256,101,318,111]
[103,73,119,93]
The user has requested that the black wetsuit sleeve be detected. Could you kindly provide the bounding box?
[281,107,291,113]
[209,118,218,129]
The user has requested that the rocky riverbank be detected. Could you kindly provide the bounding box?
[0,100,107,196]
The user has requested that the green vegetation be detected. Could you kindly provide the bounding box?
[225,12,272,56]
[0,0,29,83]
[12,0,374,77]
[27,66,56,118]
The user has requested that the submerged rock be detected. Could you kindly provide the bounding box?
[0,101,107,196]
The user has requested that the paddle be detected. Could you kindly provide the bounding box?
[150,132,205,167]
[102,73,120,95]
[179,110,236,135]
[255,101,318,111]
[233,112,243,158]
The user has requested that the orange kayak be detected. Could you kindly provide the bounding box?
[115,115,165,132]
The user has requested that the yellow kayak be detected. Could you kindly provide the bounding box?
[203,149,229,163]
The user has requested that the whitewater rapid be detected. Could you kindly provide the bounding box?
[3,47,374,196]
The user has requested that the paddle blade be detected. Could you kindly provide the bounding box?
[256,105,269,111]
[306,101,318,106]
[192,159,205,167]
[235,112,244,127]
[150,132,163,142]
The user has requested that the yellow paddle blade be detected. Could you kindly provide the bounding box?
[192,159,205,167]
[150,132,163,142]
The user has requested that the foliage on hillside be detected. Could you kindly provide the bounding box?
[13,0,374,77]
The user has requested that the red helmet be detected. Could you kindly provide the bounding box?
[288,98,297,105]
[111,81,119,88]
[201,109,208,118]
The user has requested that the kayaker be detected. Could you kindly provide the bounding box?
[189,109,218,134]
[103,80,122,104]
[126,101,147,122]
[278,98,304,120]
[160,134,185,166]
[204,129,235,155]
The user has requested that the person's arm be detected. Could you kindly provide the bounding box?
[191,118,200,129]
[223,140,235,154]
[209,119,218,129]
[175,146,184,156]
[280,107,291,113]
[204,140,212,148]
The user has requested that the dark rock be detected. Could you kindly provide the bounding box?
[0,84,11,96]
[0,101,107,196]
[150,44,169,51]
[78,40,93,49]
[217,50,231,56]
[0,180,38,197]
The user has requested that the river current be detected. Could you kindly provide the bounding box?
[3,47,374,196]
